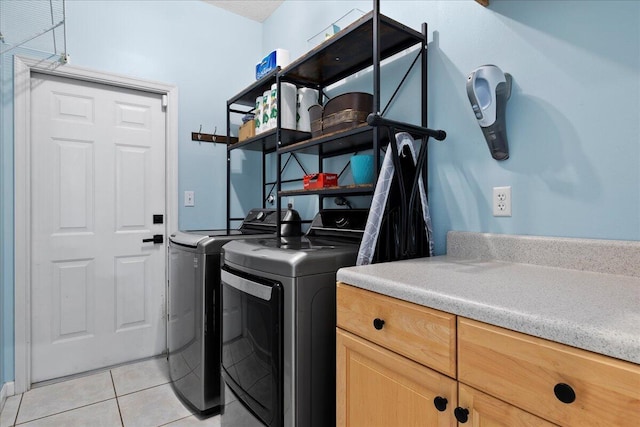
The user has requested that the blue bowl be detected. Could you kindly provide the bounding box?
[351,154,374,185]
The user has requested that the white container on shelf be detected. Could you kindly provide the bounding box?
[261,90,271,133]
[269,83,278,130]
[254,96,263,134]
[296,88,319,132]
[268,83,297,131]
[280,83,297,130]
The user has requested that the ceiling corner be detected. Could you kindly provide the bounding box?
[202,0,284,23]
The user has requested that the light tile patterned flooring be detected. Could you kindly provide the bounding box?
[0,358,220,427]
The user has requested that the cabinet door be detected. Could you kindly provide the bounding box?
[337,328,456,427]
[457,383,556,427]
[458,318,640,427]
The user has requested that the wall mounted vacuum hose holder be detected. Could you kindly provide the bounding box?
[466,65,512,160]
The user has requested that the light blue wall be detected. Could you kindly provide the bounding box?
[63,0,263,231]
[2,0,639,386]
[0,0,261,384]
[263,0,640,254]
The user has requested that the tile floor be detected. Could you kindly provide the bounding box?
[0,358,220,427]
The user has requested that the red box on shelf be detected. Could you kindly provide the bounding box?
[303,173,338,189]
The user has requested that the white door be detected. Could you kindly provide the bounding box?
[30,73,167,383]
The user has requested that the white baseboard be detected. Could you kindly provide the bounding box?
[1,381,15,413]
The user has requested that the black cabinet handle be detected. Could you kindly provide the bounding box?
[554,383,576,404]
[433,396,448,412]
[454,407,469,423]
[373,318,385,330]
[142,234,164,244]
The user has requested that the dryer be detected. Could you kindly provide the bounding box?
[167,208,300,416]
[220,209,368,427]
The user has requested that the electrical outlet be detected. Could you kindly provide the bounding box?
[493,186,511,217]
[184,191,195,207]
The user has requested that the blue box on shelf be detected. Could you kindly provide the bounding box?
[256,48,290,80]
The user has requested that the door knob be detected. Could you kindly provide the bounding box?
[433,396,448,412]
[554,383,576,404]
[373,318,385,330]
[454,407,469,423]
[142,234,164,244]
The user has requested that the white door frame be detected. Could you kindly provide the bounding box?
[13,55,179,393]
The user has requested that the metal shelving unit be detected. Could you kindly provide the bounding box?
[226,0,429,234]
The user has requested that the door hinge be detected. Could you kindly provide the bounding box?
[162,94,168,108]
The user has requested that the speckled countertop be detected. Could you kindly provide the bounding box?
[337,232,640,364]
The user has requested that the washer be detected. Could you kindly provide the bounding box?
[220,209,368,427]
[168,208,299,416]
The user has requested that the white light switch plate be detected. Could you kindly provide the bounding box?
[184,191,195,207]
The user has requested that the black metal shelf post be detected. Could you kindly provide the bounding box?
[373,0,381,191]
[226,97,232,231]
[422,22,429,191]
[275,72,283,232]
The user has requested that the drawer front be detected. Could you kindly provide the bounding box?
[337,328,457,427]
[458,317,640,426]
[337,282,456,377]
[458,383,556,427]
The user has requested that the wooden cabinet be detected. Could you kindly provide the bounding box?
[458,317,640,427]
[337,329,456,427]
[336,283,640,427]
[336,283,457,426]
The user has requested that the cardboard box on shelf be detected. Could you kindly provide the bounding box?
[238,121,255,142]
[303,173,339,189]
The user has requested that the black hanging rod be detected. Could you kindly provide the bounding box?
[367,113,447,141]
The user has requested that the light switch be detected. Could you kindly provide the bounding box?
[184,191,195,207]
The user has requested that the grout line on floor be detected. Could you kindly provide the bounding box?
[14,398,116,426]
[11,393,23,427]
[13,357,175,426]
[110,371,125,427]
[31,354,167,389]
[158,414,194,427]
[115,380,171,399]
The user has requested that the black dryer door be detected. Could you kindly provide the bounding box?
[221,266,283,427]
